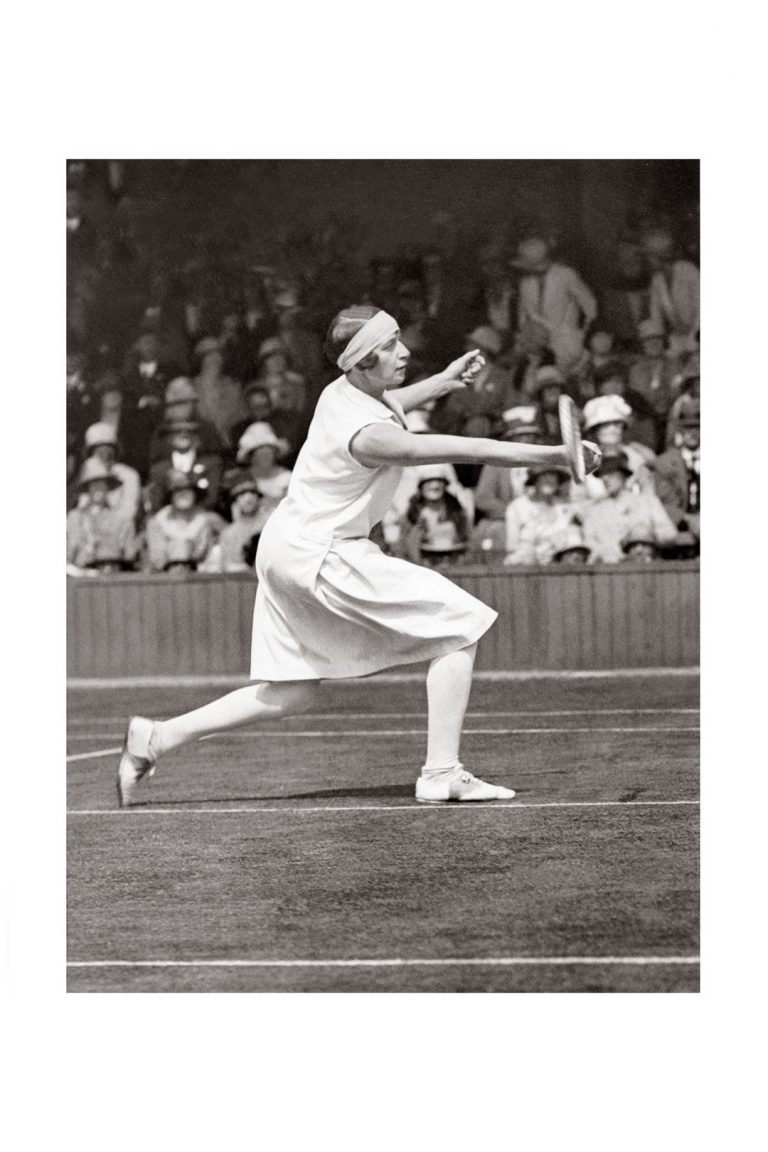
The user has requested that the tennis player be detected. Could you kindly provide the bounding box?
[118,306,600,806]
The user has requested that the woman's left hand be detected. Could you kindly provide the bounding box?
[441,349,486,390]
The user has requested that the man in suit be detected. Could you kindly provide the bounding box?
[513,234,597,373]
[654,398,700,543]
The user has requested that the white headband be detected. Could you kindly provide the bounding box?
[337,311,398,372]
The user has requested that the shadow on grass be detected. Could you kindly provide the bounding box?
[132,782,420,807]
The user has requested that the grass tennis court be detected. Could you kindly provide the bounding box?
[67,671,699,993]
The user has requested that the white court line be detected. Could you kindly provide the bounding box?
[66,727,700,761]
[67,708,700,726]
[68,800,700,815]
[67,955,699,969]
[67,667,699,688]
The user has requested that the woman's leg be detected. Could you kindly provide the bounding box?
[418,642,515,801]
[154,680,319,757]
[423,642,477,777]
[118,680,320,806]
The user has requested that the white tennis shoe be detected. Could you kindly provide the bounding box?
[415,768,516,803]
[117,716,158,808]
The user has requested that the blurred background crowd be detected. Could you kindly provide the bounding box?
[67,160,700,576]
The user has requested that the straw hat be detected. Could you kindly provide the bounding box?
[78,458,122,490]
[583,394,632,432]
[237,421,282,463]
[84,422,118,449]
[413,463,453,487]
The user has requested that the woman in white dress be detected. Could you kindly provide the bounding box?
[118,306,600,806]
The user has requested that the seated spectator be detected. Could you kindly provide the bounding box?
[218,473,273,571]
[473,407,543,552]
[580,454,677,564]
[552,525,591,565]
[147,377,225,507]
[273,290,324,382]
[581,394,656,493]
[194,336,247,448]
[590,360,658,453]
[504,465,577,566]
[81,422,141,524]
[145,469,216,573]
[655,398,700,544]
[66,459,138,573]
[400,464,470,567]
[568,330,618,404]
[622,526,662,563]
[430,326,520,444]
[531,366,567,444]
[503,317,557,391]
[665,358,699,448]
[513,234,597,372]
[254,338,307,410]
[467,243,517,344]
[627,319,684,452]
[236,422,292,515]
[147,419,222,513]
[642,227,699,356]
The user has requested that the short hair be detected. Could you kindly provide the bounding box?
[324,304,381,369]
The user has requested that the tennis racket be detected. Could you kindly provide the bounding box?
[558,394,587,483]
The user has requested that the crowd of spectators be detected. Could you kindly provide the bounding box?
[67,162,700,576]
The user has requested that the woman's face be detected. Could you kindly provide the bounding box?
[602,471,626,498]
[596,421,625,449]
[420,479,448,502]
[363,334,410,391]
[171,487,196,512]
[236,490,260,516]
[533,472,561,500]
[251,445,278,469]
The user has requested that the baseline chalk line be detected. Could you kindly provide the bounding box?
[67,799,700,816]
[67,955,700,969]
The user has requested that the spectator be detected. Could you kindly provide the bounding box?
[147,419,223,514]
[147,377,225,507]
[592,360,658,452]
[430,325,520,444]
[531,366,567,444]
[400,464,470,567]
[467,243,517,343]
[145,470,217,573]
[218,308,256,382]
[118,331,183,477]
[218,473,273,571]
[552,525,591,565]
[580,455,677,564]
[273,290,324,383]
[642,227,700,356]
[504,464,577,566]
[254,338,308,414]
[194,336,247,448]
[582,394,656,492]
[568,329,618,404]
[229,385,297,461]
[473,408,543,551]
[599,233,652,349]
[665,357,699,448]
[236,422,292,515]
[67,459,137,573]
[513,234,597,372]
[654,398,700,544]
[393,281,440,379]
[504,318,557,392]
[627,319,684,452]
[81,422,141,524]
[622,526,662,563]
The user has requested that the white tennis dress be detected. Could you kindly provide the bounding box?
[250,375,498,680]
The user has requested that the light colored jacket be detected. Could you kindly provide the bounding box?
[649,261,699,349]
[66,505,137,567]
[581,489,677,563]
[517,263,597,369]
[505,494,577,565]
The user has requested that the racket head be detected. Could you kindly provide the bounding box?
[558,394,587,483]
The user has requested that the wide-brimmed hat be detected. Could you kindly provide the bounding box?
[525,463,571,485]
[512,237,551,273]
[237,421,282,463]
[678,398,700,427]
[532,365,565,394]
[165,376,198,405]
[638,318,665,340]
[414,463,453,487]
[465,325,502,357]
[84,421,118,449]
[595,452,633,479]
[583,394,632,432]
[554,526,590,560]
[78,458,122,490]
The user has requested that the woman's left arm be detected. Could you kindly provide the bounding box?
[394,349,483,413]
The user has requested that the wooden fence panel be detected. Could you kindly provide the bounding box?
[67,563,699,678]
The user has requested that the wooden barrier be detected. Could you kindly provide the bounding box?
[67,562,699,678]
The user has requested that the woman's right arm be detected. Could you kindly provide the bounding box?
[351,422,598,473]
